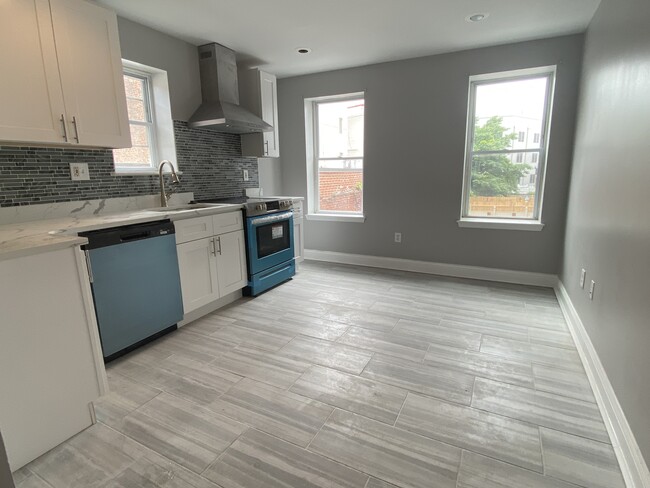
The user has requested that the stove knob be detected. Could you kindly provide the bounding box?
[255,204,263,211]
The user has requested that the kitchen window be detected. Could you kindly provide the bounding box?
[459,66,555,231]
[304,92,365,222]
[112,61,177,175]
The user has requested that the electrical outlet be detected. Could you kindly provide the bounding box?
[70,163,90,181]
[589,280,596,300]
[243,169,249,181]
[394,232,402,243]
[580,268,586,288]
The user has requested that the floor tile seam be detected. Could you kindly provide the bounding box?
[305,408,336,450]
[465,400,611,444]
[538,424,615,447]
[199,424,250,477]
[531,376,598,405]
[480,332,581,356]
[473,376,603,410]
[98,420,226,484]
[475,344,584,371]
[391,390,410,427]
[104,367,166,397]
[288,370,409,425]
[23,468,54,488]
[303,409,466,485]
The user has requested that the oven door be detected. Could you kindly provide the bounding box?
[246,211,294,275]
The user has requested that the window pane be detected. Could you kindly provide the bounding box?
[124,74,144,100]
[317,99,364,158]
[473,77,548,151]
[113,124,152,166]
[127,98,147,122]
[468,152,539,218]
[318,159,363,213]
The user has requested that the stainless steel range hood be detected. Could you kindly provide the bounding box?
[188,43,272,133]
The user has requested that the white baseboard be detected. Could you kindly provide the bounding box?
[304,249,558,287]
[555,281,650,488]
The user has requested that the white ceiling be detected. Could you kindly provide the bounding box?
[97,0,600,78]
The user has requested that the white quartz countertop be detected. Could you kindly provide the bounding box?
[0,203,243,261]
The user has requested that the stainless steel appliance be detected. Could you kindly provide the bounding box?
[80,220,184,362]
[196,197,295,295]
[187,43,272,133]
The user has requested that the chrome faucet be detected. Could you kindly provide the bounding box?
[158,160,181,207]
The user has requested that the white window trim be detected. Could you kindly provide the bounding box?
[304,92,366,222]
[459,65,556,230]
[113,60,178,175]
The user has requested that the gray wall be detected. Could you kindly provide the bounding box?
[278,35,584,274]
[117,17,201,121]
[561,0,650,462]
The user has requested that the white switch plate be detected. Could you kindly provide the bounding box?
[243,169,249,181]
[589,280,596,300]
[580,268,586,288]
[394,232,402,243]
[70,163,90,181]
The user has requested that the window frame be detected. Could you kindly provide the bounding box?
[113,60,178,176]
[459,66,556,231]
[304,92,366,223]
[118,68,159,171]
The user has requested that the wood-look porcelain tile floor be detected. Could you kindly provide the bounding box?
[13,261,626,488]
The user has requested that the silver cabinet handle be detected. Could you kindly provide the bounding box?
[209,238,216,256]
[84,250,93,283]
[216,236,222,255]
[264,140,269,155]
[71,116,80,142]
[60,114,68,142]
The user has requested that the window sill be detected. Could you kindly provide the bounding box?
[457,218,544,231]
[307,213,366,223]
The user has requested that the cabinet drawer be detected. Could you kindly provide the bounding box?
[174,216,214,244]
[213,210,243,235]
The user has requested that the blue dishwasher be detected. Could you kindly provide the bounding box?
[81,220,184,362]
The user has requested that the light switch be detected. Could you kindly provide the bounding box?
[70,163,90,181]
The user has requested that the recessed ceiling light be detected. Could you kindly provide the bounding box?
[296,47,312,54]
[466,13,489,22]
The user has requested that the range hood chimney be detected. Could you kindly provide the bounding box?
[188,43,272,133]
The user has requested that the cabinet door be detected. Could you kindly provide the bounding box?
[177,238,220,313]
[216,230,248,296]
[50,0,131,148]
[0,0,68,145]
[260,71,279,157]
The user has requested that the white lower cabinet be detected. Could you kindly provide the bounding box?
[176,237,220,312]
[176,213,247,316]
[215,231,247,296]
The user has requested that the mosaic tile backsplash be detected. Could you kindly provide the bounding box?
[0,121,259,207]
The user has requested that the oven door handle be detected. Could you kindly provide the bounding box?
[250,211,293,226]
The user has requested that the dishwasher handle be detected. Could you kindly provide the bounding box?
[120,230,151,242]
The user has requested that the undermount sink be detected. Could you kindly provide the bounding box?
[146,203,232,212]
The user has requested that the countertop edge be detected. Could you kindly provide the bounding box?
[0,204,245,262]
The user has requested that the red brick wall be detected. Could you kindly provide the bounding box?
[319,170,362,212]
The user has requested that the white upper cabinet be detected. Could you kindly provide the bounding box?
[0,0,131,148]
[50,0,130,148]
[0,0,67,144]
[240,69,280,158]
